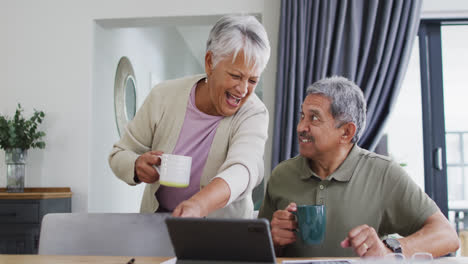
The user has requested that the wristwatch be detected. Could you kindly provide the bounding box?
[383,238,402,253]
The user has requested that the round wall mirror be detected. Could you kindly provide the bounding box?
[114,56,137,136]
[125,76,136,120]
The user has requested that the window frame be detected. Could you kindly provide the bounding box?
[418,19,468,217]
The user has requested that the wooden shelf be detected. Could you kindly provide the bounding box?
[0,187,72,200]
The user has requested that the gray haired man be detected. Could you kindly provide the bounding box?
[259,76,459,257]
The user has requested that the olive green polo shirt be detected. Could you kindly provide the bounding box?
[259,145,438,257]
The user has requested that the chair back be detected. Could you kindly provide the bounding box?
[38,213,175,256]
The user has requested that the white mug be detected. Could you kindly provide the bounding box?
[153,154,192,188]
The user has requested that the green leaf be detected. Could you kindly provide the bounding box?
[0,104,46,150]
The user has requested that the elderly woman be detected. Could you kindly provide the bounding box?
[109,15,270,218]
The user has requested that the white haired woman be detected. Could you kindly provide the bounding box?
[109,15,271,218]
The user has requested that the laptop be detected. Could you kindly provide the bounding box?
[165,217,276,264]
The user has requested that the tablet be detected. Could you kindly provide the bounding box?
[165,217,276,264]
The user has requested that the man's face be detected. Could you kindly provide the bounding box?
[297,94,344,160]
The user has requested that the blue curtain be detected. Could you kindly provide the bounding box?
[272,0,422,168]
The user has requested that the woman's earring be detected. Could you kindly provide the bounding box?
[205,77,208,84]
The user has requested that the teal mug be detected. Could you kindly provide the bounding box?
[292,204,326,244]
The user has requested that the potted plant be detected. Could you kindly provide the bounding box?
[0,104,46,192]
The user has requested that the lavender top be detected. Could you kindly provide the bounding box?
[156,82,223,211]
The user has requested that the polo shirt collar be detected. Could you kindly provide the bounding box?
[300,144,362,182]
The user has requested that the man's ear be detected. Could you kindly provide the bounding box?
[340,122,357,144]
[205,51,213,77]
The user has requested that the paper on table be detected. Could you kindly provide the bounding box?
[282,260,354,264]
[160,257,177,264]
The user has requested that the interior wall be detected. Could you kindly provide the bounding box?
[422,0,468,18]
[1,0,280,213]
[90,25,203,212]
[1,1,95,212]
[3,0,458,213]
[0,6,5,92]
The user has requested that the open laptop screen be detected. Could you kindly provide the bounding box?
[165,217,276,264]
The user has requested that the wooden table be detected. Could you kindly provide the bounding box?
[0,187,72,200]
[0,255,467,264]
[0,255,170,264]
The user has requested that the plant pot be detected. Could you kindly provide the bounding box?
[5,148,27,193]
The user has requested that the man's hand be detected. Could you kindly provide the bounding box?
[340,224,392,257]
[271,203,298,247]
[134,150,163,183]
[172,199,206,217]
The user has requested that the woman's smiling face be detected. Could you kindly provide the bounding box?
[203,51,261,117]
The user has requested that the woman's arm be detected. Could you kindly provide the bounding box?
[172,178,231,217]
[109,87,160,185]
[173,99,268,217]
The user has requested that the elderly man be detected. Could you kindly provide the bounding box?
[259,76,459,257]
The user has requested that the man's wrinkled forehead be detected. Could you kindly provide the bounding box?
[301,94,331,115]
[301,103,323,117]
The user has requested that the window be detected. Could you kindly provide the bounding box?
[441,25,468,204]
[383,38,425,190]
[418,21,468,239]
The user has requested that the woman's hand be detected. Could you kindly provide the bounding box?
[172,178,231,217]
[172,199,206,217]
[134,150,163,183]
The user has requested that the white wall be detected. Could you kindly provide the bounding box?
[384,40,425,190]
[2,1,95,212]
[90,25,202,212]
[422,0,468,18]
[1,0,281,212]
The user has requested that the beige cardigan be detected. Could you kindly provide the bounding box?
[109,74,269,218]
